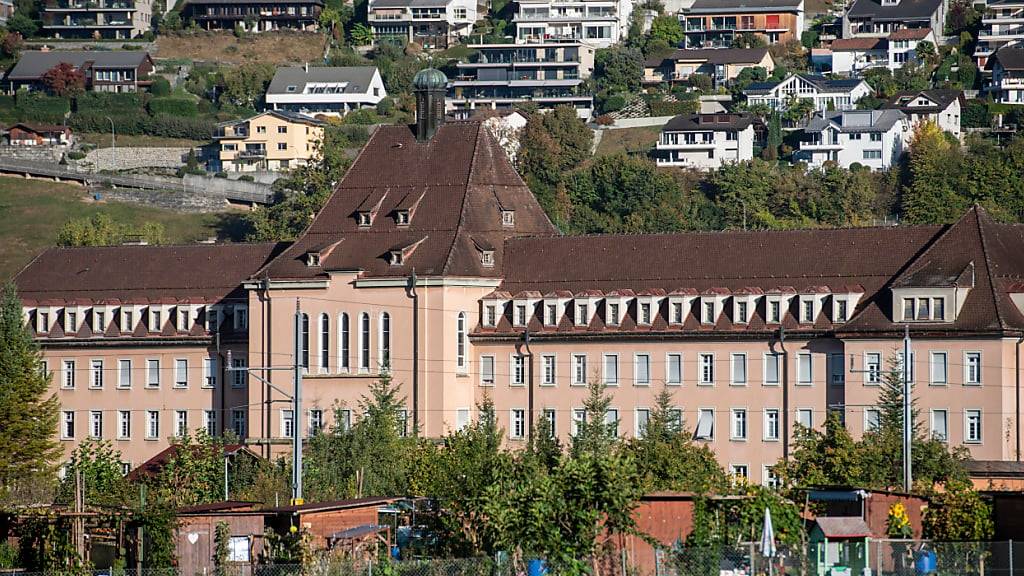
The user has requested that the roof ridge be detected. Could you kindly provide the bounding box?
[440,122,484,276]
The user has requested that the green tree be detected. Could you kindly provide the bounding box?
[220,62,276,109]
[6,12,38,38]
[516,107,592,218]
[776,411,863,487]
[764,111,782,160]
[571,379,617,458]
[922,482,993,540]
[901,121,966,224]
[0,283,60,501]
[57,438,131,508]
[56,214,166,246]
[350,23,373,45]
[649,15,684,46]
[593,46,643,95]
[149,431,231,508]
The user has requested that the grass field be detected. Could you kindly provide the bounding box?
[77,133,206,149]
[0,176,243,281]
[594,126,662,157]
[155,31,327,66]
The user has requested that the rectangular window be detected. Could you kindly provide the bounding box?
[933,297,945,320]
[572,408,586,436]
[929,352,948,385]
[703,301,715,324]
[203,357,217,388]
[635,354,651,385]
[232,409,246,437]
[174,359,188,388]
[281,410,294,438]
[797,353,812,385]
[576,303,589,326]
[176,410,188,437]
[147,359,160,387]
[764,409,780,440]
[897,352,915,382]
[731,353,747,385]
[930,409,948,442]
[965,352,981,385]
[796,408,813,429]
[731,464,749,479]
[865,353,881,384]
[63,360,76,389]
[768,300,781,323]
[204,410,217,437]
[542,408,556,438]
[62,411,75,439]
[455,408,470,431]
[695,409,714,440]
[480,355,495,386]
[671,302,684,324]
[731,408,747,440]
[764,466,781,488]
[510,409,526,439]
[639,302,652,325]
[146,411,159,439]
[90,360,103,388]
[605,409,619,437]
[511,354,525,385]
[484,305,497,327]
[830,354,844,386]
[836,299,848,322]
[545,304,557,326]
[863,150,883,159]
[572,354,587,385]
[118,359,131,388]
[308,409,324,435]
[667,353,682,385]
[635,408,650,438]
[337,409,352,432]
[89,411,103,438]
[699,353,714,385]
[870,132,882,142]
[965,409,982,443]
[865,408,881,432]
[764,353,780,386]
[542,354,556,385]
[607,303,620,325]
[736,301,748,323]
[118,410,130,439]
[801,300,814,323]
[514,304,527,326]
[232,358,247,388]
[604,354,619,385]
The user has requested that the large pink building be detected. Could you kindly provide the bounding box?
[14,70,1024,484]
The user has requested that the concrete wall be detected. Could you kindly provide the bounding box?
[85,147,190,171]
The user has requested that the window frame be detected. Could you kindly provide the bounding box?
[797,352,813,386]
[930,408,948,442]
[479,355,496,386]
[964,351,982,385]
[62,410,75,439]
[510,353,526,386]
[730,407,748,441]
[572,354,588,386]
[929,351,948,386]
[634,353,651,386]
[730,352,747,386]
[763,408,780,441]
[118,410,131,440]
[964,408,982,443]
[510,408,526,440]
[174,358,188,388]
[90,359,104,389]
[763,353,780,386]
[118,359,132,389]
[666,353,683,386]
[541,354,557,386]
[603,353,619,385]
[698,352,715,386]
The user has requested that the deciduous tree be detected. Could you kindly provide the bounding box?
[41,62,85,97]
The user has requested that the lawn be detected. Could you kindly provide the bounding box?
[0,176,244,281]
[155,30,327,66]
[594,126,663,157]
[77,133,206,149]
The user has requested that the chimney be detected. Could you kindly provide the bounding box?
[412,68,448,142]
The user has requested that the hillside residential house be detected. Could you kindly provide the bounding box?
[367,0,476,49]
[882,89,962,139]
[798,109,908,170]
[975,0,1024,68]
[986,46,1024,104]
[513,0,634,47]
[842,0,946,38]
[643,48,775,87]
[6,123,73,146]
[181,0,323,31]
[0,0,13,25]
[744,73,873,113]
[677,0,805,49]
[4,50,155,93]
[211,110,324,172]
[18,68,1024,487]
[829,28,935,75]
[40,0,152,39]
[447,43,595,119]
[265,66,386,117]
[653,113,757,169]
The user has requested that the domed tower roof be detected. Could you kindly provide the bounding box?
[412,67,448,91]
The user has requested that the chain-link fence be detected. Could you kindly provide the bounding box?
[869,540,1024,576]
[654,543,808,576]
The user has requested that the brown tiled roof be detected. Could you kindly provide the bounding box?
[15,243,286,305]
[128,444,254,482]
[888,27,932,40]
[830,37,886,51]
[258,121,557,280]
[815,517,871,538]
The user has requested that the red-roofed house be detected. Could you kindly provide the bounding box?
[6,122,72,146]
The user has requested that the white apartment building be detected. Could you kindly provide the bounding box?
[882,89,961,139]
[367,0,477,49]
[654,113,757,170]
[799,109,908,170]
[975,0,1024,68]
[265,65,386,117]
[986,46,1024,103]
[829,28,935,75]
[744,73,873,113]
[514,0,634,47]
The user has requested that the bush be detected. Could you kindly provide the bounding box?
[214,171,228,178]
[650,100,699,116]
[150,76,172,97]
[962,99,991,128]
[237,174,255,181]
[75,91,143,115]
[69,112,214,139]
[602,94,627,113]
[342,108,381,125]
[147,97,198,117]
[801,30,819,49]
[15,91,70,122]
[376,97,395,117]
[687,73,713,93]
[66,150,87,160]
[595,114,615,126]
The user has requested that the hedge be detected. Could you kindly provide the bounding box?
[70,112,214,139]
[75,92,143,114]
[147,97,198,117]
[649,100,699,116]
[15,91,71,123]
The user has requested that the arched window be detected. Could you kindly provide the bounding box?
[339,312,350,372]
[379,312,391,370]
[319,313,330,373]
[359,312,370,372]
[456,312,467,371]
[299,313,309,370]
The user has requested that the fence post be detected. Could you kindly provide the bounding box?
[1011,540,1015,576]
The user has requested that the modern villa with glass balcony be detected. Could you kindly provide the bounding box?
[367,0,476,49]
[975,0,1024,68]
[446,43,595,119]
[41,0,152,39]
[678,0,803,49]
[513,0,633,48]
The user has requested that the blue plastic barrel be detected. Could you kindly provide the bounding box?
[527,559,548,576]
[391,545,400,559]
[915,550,937,574]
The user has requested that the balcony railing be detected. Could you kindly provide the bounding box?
[238,149,266,158]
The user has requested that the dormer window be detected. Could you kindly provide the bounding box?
[903,297,945,321]
[38,311,50,333]
[94,310,106,332]
[514,304,528,326]
[396,210,410,226]
[66,310,77,333]
[835,299,848,323]
[150,309,163,332]
[768,300,781,323]
[484,304,497,327]
[608,302,620,325]
[702,301,715,324]
[357,212,372,227]
[545,303,558,326]
[671,302,684,324]
[639,302,652,325]
[177,307,189,331]
[390,250,404,266]
[800,299,814,323]
[481,250,495,267]
[123,309,134,331]
[576,303,589,326]
[736,301,748,323]
[501,210,515,227]
[307,252,321,267]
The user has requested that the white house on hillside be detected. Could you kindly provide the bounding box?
[265,66,386,117]
[744,74,873,113]
[799,109,908,170]
[513,0,634,47]
[882,89,962,139]
[654,113,757,170]
[829,28,936,75]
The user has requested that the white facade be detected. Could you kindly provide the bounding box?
[745,74,873,113]
[989,51,1024,104]
[975,0,1024,67]
[885,90,961,139]
[265,67,387,118]
[830,29,935,75]
[655,115,756,170]
[514,0,634,48]
[367,0,477,49]
[800,110,908,171]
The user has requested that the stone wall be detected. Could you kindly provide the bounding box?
[0,145,65,163]
[84,147,191,171]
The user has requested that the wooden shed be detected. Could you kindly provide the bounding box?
[175,501,271,575]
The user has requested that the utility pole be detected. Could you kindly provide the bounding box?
[405,269,419,436]
[902,324,912,493]
[292,300,304,505]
